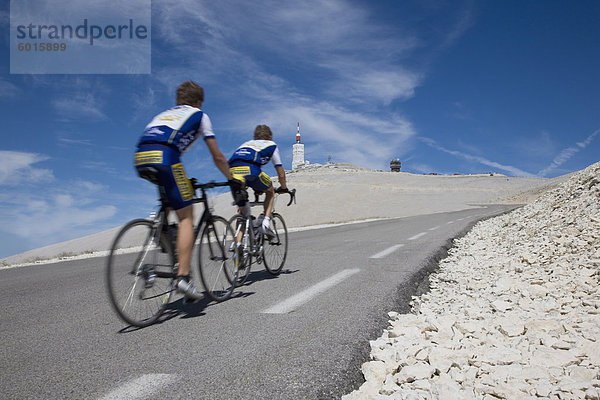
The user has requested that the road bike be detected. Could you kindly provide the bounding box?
[106,173,237,327]
[229,187,296,286]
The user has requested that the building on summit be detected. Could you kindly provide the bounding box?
[390,158,401,172]
[292,122,306,170]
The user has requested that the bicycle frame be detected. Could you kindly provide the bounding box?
[234,188,295,260]
[147,182,229,278]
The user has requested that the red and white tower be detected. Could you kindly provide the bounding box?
[292,122,305,170]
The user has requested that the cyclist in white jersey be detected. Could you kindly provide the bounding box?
[135,81,242,302]
[229,125,288,236]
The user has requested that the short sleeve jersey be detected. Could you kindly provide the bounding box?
[138,105,215,154]
[229,140,282,167]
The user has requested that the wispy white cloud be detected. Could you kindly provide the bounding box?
[52,92,107,121]
[81,160,119,175]
[406,163,438,175]
[152,1,421,100]
[239,98,416,169]
[0,176,117,256]
[131,86,159,122]
[537,129,600,177]
[23,76,109,121]
[511,130,557,160]
[438,3,476,51]
[150,0,431,167]
[0,79,20,98]
[58,137,94,146]
[0,151,54,185]
[7,199,117,239]
[419,137,535,177]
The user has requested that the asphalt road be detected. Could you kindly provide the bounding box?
[0,205,519,400]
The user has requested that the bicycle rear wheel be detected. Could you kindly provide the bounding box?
[263,212,288,275]
[229,214,252,286]
[106,219,176,327]
[198,216,237,302]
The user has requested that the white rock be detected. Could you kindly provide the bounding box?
[585,387,599,400]
[567,365,597,382]
[482,346,522,366]
[524,319,563,336]
[581,340,600,365]
[361,361,388,384]
[395,363,436,383]
[520,365,551,381]
[496,318,526,337]
[491,299,513,312]
[535,379,553,397]
[530,347,579,369]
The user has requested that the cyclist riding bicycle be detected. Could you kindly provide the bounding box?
[134,81,242,302]
[228,125,288,237]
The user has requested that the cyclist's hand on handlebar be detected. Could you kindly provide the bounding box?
[276,187,296,206]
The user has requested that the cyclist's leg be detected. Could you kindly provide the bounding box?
[159,160,195,277]
[229,165,250,244]
[175,205,194,277]
[249,171,274,232]
[162,161,202,300]
[263,185,275,219]
[135,146,201,300]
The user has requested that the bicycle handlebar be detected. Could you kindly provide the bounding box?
[277,188,296,206]
[188,179,296,207]
[248,187,296,207]
[190,179,230,190]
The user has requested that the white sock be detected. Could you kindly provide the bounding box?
[262,216,270,230]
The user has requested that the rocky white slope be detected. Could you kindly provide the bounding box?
[3,165,555,266]
[344,161,600,400]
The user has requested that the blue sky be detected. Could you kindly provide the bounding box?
[1,0,599,258]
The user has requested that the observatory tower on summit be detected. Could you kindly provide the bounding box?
[292,122,305,170]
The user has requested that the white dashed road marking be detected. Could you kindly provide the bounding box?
[370,244,405,259]
[99,374,177,400]
[408,232,427,241]
[262,269,361,314]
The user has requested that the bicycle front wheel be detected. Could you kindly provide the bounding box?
[263,212,288,275]
[229,214,252,286]
[106,219,176,327]
[198,216,237,302]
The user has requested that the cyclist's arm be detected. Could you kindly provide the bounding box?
[205,137,233,180]
[275,165,287,190]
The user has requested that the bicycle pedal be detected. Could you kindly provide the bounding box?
[144,273,156,288]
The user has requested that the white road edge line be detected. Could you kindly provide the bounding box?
[428,226,440,231]
[408,232,427,241]
[370,244,405,259]
[99,374,177,400]
[262,269,360,314]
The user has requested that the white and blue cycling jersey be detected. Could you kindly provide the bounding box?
[138,105,215,154]
[229,140,282,167]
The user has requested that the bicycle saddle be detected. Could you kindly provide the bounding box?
[137,166,160,185]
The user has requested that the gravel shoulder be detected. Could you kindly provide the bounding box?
[343,161,600,400]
